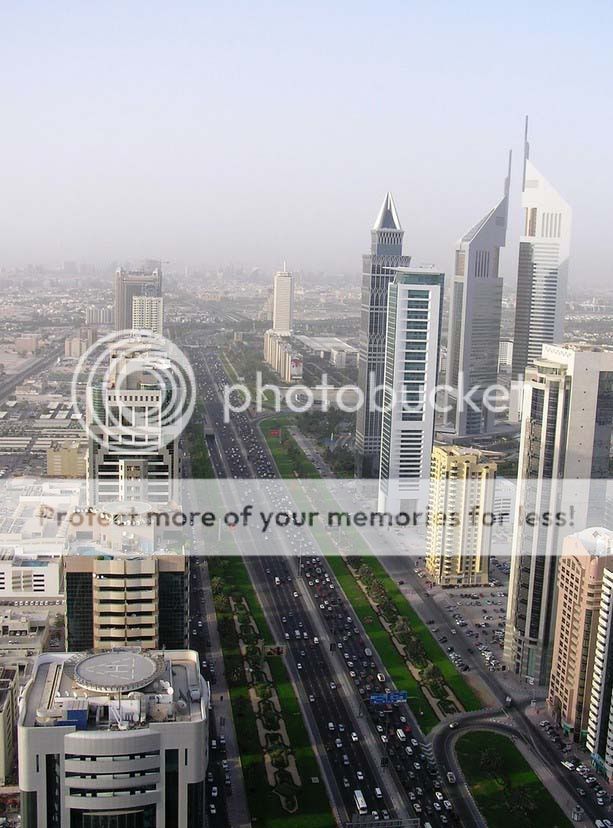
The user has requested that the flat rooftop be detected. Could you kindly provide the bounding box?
[296,335,357,353]
[22,649,206,730]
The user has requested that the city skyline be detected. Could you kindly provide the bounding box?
[2,4,612,826]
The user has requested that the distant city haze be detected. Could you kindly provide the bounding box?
[0,2,611,286]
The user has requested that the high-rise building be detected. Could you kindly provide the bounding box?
[587,560,613,778]
[512,120,572,379]
[356,194,412,478]
[114,266,162,331]
[86,341,181,506]
[272,266,294,335]
[504,345,613,685]
[378,267,443,514]
[498,339,514,372]
[548,527,613,743]
[426,446,496,587]
[64,551,188,652]
[445,156,511,435]
[18,649,208,827]
[132,295,164,335]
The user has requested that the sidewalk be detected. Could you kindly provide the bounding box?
[199,558,252,828]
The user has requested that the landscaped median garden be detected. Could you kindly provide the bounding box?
[209,555,333,828]
[186,424,334,827]
[260,414,484,732]
[260,417,320,478]
[456,730,571,828]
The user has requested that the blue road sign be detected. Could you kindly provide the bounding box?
[370,691,408,705]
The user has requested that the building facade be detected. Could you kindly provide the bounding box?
[356,194,412,478]
[445,156,510,435]
[426,446,496,587]
[548,528,613,742]
[378,268,443,515]
[114,267,162,332]
[512,121,572,379]
[46,440,87,478]
[0,666,18,786]
[18,649,208,828]
[587,564,613,779]
[263,330,303,383]
[86,342,181,507]
[272,267,294,335]
[504,345,613,685]
[64,553,187,653]
[132,295,164,335]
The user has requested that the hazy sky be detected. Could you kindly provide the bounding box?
[1,1,611,286]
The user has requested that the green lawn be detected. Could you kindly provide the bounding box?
[355,556,481,713]
[456,731,571,828]
[209,556,334,828]
[186,406,215,478]
[261,416,320,478]
[210,556,273,644]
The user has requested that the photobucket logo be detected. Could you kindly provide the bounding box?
[222,371,512,421]
[71,329,196,451]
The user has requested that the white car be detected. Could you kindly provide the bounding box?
[350,731,358,742]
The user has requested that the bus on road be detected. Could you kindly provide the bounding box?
[353,790,367,815]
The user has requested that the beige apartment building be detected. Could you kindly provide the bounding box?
[46,440,87,478]
[426,445,497,587]
[64,552,187,653]
[548,527,613,741]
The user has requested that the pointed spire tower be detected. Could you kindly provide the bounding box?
[356,193,412,478]
[512,118,572,378]
[445,153,512,435]
[371,192,404,256]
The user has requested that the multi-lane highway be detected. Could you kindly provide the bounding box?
[186,345,460,827]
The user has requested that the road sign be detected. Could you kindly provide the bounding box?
[370,691,408,705]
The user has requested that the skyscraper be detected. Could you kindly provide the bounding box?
[587,558,613,777]
[512,120,572,379]
[445,155,511,435]
[548,527,613,742]
[378,267,443,515]
[86,341,181,507]
[114,266,162,331]
[426,446,496,587]
[356,194,411,478]
[272,266,294,334]
[504,345,613,685]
